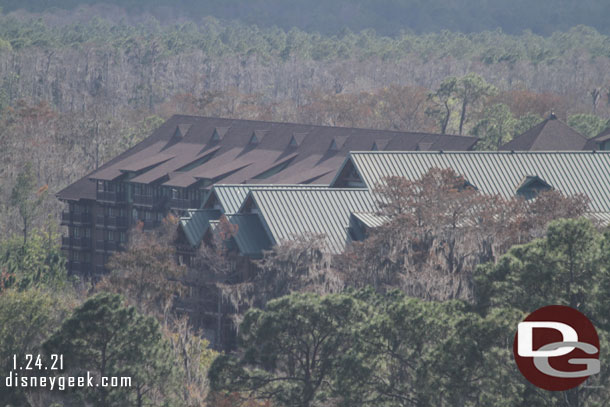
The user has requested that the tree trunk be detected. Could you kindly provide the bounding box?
[459,100,468,135]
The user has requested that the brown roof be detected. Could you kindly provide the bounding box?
[500,114,588,151]
[584,127,610,150]
[57,115,478,201]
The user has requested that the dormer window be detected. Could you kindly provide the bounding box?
[174,124,191,139]
[372,140,389,151]
[212,127,229,142]
[289,133,307,148]
[249,130,268,145]
[329,136,347,151]
[516,175,552,200]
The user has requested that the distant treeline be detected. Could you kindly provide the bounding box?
[1,0,610,36]
[1,13,610,65]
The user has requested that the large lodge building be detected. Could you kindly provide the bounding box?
[57,114,610,347]
[57,115,478,276]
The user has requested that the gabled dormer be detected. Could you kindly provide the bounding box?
[289,133,307,148]
[371,140,389,151]
[330,157,365,188]
[249,130,268,145]
[174,124,192,139]
[329,136,348,152]
[211,127,229,142]
[516,175,552,199]
[239,194,259,214]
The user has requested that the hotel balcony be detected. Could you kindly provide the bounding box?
[68,261,93,275]
[95,240,122,252]
[95,215,129,229]
[133,194,154,207]
[61,211,92,225]
[61,236,92,249]
[169,198,201,210]
[97,191,127,203]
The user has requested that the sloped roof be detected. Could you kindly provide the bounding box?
[349,212,390,241]
[206,214,272,257]
[204,184,328,214]
[500,115,587,151]
[351,212,390,228]
[57,115,477,201]
[226,214,272,257]
[332,151,610,213]
[584,127,610,150]
[179,209,222,247]
[241,188,377,254]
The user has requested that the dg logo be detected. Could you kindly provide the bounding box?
[513,305,600,391]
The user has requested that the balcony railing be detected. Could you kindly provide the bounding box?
[68,261,93,274]
[141,219,161,229]
[95,240,122,252]
[61,211,92,225]
[133,194,154,206]
[97,190,127,203]
[169,198,201,210]
[62,236,92,249]
[95,216,128,228]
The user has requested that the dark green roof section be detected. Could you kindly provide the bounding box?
[179,209,222,247]
[205,184,328,214]
[227,214,272,257]
[243,188,377,254]
[207,214,272,257]
[334,151,610,213]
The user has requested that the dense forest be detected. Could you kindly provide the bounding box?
[1,0,610,35]
[1,3,610,406]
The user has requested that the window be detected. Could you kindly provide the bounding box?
[172,188,180,199]
[145,211,152,221]
[83,228,91,238]
[119,232,126,243]
[73,227,80,238]
[97,181,104,192]
[108,207,115,217]
[107,231,114,241]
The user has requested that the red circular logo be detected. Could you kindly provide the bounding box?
[513,305,600,391]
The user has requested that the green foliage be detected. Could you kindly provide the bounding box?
[9,162,47,246]
[475,218,602,313]
[0,225,69,291]
[0,37,11,51]
[0,14,610,63]
[209,292,371,407]
[215,218,610,406]
[474,217,610,404]
[44,292,177,406]
[471,103,517,150]
[2,0,610,36]
[568,113,608,138]
[513,112,543,137]
[454,73,496,135]
[0,288,74,405]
